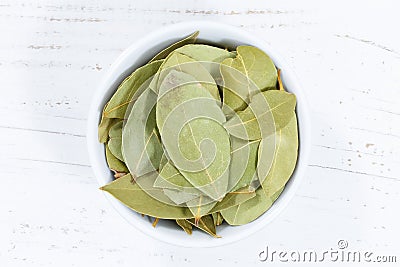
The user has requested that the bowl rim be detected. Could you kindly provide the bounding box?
[87,21,311,248]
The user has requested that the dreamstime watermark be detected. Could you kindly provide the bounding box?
[258,240,397,263]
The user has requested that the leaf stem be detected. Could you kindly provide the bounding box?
[277,68,285,91]
[152,217,160,227]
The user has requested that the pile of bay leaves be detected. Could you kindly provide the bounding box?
[98,31,298,237]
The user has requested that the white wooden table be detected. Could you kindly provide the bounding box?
[1,0,399,266]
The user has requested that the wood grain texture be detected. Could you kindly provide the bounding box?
[0,0,399,266]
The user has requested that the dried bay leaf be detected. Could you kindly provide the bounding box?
[149,31,199,63]
[104,60,163,119]
[259,114,298,196]
[177,118,230,199]
[98,117,116,143]
[108,120,124,161]
[98,102,121,143]
[220,186,286,226]
[175,44,235,63]
[175,44,235,78]
[271,187,285,202]
[133,168,187,206]
[155,159,219,221]
[105,143,128,173]
[122,88,163,178]
[220,186,273,226]
[211,212,224,226]
[155,162,218,220]
[220,58,255,114]
[176,219,193,235]
[154,160,205,206]
[154,161,195,190]
[153,52,220,101]
[156,70,230,200]
[260,91,296,131]
[221,45,278,115]
[220,115,298,225]
[187,215,220,238]
[228,137,260,192]
[224,90,296,140]
[187,196,217,222]
[154,161,202,195]
[176,215,219,237]
[163,188,200,205]
[158,153,168,171]
[209,187,256,213]
[100,173,194,219]
[235,45,277,90]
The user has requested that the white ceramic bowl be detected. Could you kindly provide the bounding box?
[87,21,310,247]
